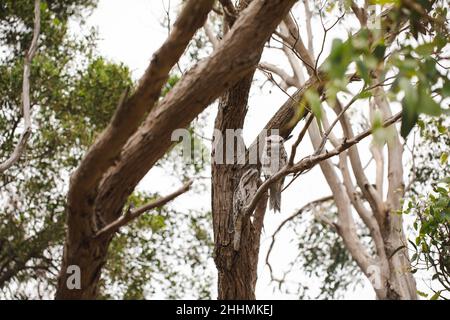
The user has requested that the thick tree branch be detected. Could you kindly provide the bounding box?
[56,0,298,299]
[67,0,214,214]
[96,0,298,225]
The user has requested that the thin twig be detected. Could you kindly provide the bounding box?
[93,180,193,240]
[314,75,398,155]
[288,113,314,165]
[314,11,345,80]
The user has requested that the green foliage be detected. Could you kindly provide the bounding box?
[101,202,213,300]
[408,117,450,194]
[406,182,450,300]
[0,0,97,62]
[322,2,449,138]
[305,89,322,121]
[0,0,103,297]
[403,115,449,300]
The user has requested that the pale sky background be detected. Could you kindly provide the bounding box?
[84,0,429,300]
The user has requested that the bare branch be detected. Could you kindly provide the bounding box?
[308,120,374,282]
[296,112,402,173]
[350,1,368,26]
[67,0,214,219]
[265,195,334,277]
[246,5,408,163]
[282,43,305,86]
[338,152,389,279]
[314,92,361,155]
[275,21,315,76]
[314,11,345,79]
[93,180,193,240]
[288,113,314,165]
[219,0,238,27]
[369,100,385,199]
[332,98,386,226]
[302,0,314,56]
[312,75,396,156]
[0,0,40,174]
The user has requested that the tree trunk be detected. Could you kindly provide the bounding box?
[212,73,267,299]
[55,234,109,299]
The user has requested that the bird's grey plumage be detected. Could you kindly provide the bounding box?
[261,135,287,213]
[231,168,259,251]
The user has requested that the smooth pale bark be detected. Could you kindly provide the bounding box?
[308,123,374,275]
[373,78,417,299]
[56,0,297,299]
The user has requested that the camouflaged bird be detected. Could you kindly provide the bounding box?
[261,135,287,213]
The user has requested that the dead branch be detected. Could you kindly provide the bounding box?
[0,0,41,174]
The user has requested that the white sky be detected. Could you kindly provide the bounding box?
[86,0,430,300]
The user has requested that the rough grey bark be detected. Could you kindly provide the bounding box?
[212,73,266,299]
